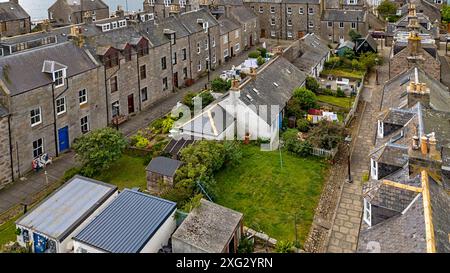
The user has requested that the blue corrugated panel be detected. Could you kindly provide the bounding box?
[73,189,176,253]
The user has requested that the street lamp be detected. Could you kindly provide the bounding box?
[112,102,120,130]
[344,135,352,183]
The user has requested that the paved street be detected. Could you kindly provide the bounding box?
[0,47,258,217]
[326,45,390,253]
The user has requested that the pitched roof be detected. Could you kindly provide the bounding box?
[172,199,243,253]
[73,189,176,253]
[322,9,366,22]
[229,6,258,23]
[0,42,98,96]
[0,105,8,117]
[145,156,183,177]
[16,175,117,241]
[67,0,109,11]
[356,34,378,52]
[218,17,240,35]
[370,143,409,167]
[0,1,29,21]
[292,33,330,73]
[178,9,219,34]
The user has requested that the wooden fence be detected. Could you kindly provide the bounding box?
[311,147,338,159]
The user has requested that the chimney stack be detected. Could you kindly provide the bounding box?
[428,135,440,160]
[41,19,51,32]
[10,0,19,5]
[143,0,152,12]
[420,136,428,156]
[273,46,283,55]
[407,32,421,56]
[116,5,125,18]
[230,79,240,91]
[83,11,94,24]
[249,67,257,80]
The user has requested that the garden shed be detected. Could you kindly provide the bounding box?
[146,156,183,192]
[172,199,244,253]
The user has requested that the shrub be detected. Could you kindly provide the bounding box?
[134,134,151,149]
[257,56,265,66]
[72,128,127,176]
[211,77,231,93]
[63,166,82,182]
[362,171,370,183]
[296,119,310,133]
[320,88,334,96]
[150,118,164,132]
[292,87,317,110]
[325,56,341,68]
[306,76,320,93]
[199,91,215,108]
[348,29,362,42]
[182,91,196,109]
[257,47,267,58]
[238,237,255,253]
[308,121,344,150]
[275,241,295,253]
[336,87,345,98]
[248,51,261,58]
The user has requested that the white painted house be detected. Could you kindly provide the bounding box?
[15,175,118,253]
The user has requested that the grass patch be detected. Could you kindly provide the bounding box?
[321,68,365,79]
[0,215,20,247]
[317,95,355,110]
[213,145,329,244]
[94,154,147,190]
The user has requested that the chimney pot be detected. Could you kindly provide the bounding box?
[428,136,440,160]
[420,136,428,156]
[412,135,419,150]
[230,79,240,91]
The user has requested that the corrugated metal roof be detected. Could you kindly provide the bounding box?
[16,175,117,241]
[73,189,176,253]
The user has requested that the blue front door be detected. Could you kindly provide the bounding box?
[58,126,69,152]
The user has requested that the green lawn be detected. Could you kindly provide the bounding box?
[321,68,365,79]
[0,215,20,248]
[317,95,355,110]
[94,154,147,190]
[213,145,329,244]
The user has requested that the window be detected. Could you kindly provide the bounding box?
[287,31,292,38]
[243,23,247,32]
[212,37,216,47]
[377,120,384,138]
[180,0,186,7]
[299,7,304,14]
[169,33,176,45]
[164,0,171,7]
[112,22,117,29]
[204,39,208,50]
[270,30,276,37]
[224,48,229,58]
[141,87,148,102]
[161,57,167,70]
[351,22,356,29]
[235,30,239,39]
[110,76,118,92]
[308,7,314,14]
[371,158,378,180]
[270,18,275,26]
[235,43,240,52]
[81,116,89,134]
[183,67,188,79]
[79,89,88,105]
[172,52,177,65]
[182,48,187,60]
[56,97,66,115]
[212,53,216,64]
[197,42,201,54]
[259,6,263,13]
[270,6,275,13]
[162,77,168,90]
[104,52,119,68]
[287,19,292,26]
[197,60,202,71]
[112,101,119,117]
[339,22,344,28]
[30,107,42,127]
[137,40,149,57]
[32,138,44,158]
[308,22,314,28]
[223,35,228,44]
[328,21,332,27]
[53,69,65,87]
[140,65,147,79]
[287,7,292,14]
[363,199,371,226]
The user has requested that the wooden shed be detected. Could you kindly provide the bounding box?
[146,156,183,192]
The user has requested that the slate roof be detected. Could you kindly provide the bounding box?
[292,33,330,73]
[370,143,409,167]
[16,175,117,241]
[337,40,355,50]
[0,1,29,21]
[73,189,176,253]
[356,34,378,52]
[50,0,109,12]
[429,178,450,253]
[218,18,240,35]
[0,42,98,96]
[178,9,219,34]
[229,6,258,23]
[172,199,243,253]
[382,108,415,126]
[322,9,366,22]
[145,156,183,177]
[0,105,8,117]
[421,107,450,148]
[233,56,306,125]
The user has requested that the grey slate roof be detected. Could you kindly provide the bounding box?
[73,189,176,253]
[237,56,306,125]
[0,1,29,21]
[229,6,258,23]
[0,105,8,117]
[145,156,183,177]
[292,33,330,73]
[0,42,98,96]
[218,18,240,35]
[370,143,409,167]
[16,175,117,241]
[178,9,219,34]
[172,199,243,253]
[383,108,415,126]
[356,34,378,52]
[322,9,366,22]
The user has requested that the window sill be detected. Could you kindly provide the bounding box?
[31,122,42,128]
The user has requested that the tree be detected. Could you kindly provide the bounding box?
[443,5,450,22]
[257,55,265,66]
[305,76,320,93]
[292,87,317,110]
[296,119,310,132]
[377,0,397,19]
[199,91,215,108]
[358,52,379,72]
[308,121,344,150]
[342,47,356,60]
[211,77,231,93]
[182,92,196,109]
[348,29,362,43]
[72,128,127,176]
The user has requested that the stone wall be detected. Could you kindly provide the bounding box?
[1,18,31,37]
[320,20,369,44]
[0,115,12,188]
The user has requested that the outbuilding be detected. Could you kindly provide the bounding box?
[15,175,118,253]
[72,189,177,253]
[146,156,183,192]
[172,199,243,253]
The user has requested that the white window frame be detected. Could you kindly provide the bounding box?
[79,89,88,105]
[287,19,292,26]
[308,22,314,28]
[270,18,275,26]
[287,31,293,38]
[204,39,208,50]
[81,115,90,134]
[259,6,263,13]
[235,43,240,52]
[370,158,378,180]
[53,69,66,88]
[30,107,42,127]
[224,48,229,58]
[56,97,66,115]
[270,30,276,37]
[197,60,202,71]
[377,120,384,138]
[197,42,201,54]
[299,7,304,14]
[363,198,372,226]
[212,37,215,47]
[212,53,216,64]
[339,22,344,28]
[308,7,314,14]
[287,7,292,14]
[351,22,356,29]
[164,0,171,7]
[32,138,44,158]
[270,6,275,13]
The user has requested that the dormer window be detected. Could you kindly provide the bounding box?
[102,23,111,32]
[42,60,67,88]
[112,21,118,29]
[180,0,186,7]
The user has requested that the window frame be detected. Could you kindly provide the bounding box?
[30,107,42,127]
[32,138,44,158]
[56,97,66,116]
[80,115,90,134]
[79,89,88,105]
[363,198,372,226]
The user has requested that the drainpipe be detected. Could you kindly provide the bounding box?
[103,66,110,125]
[188,34,193,80]
[169,40,174,92]
[137,51,142,111]
[7,114,14,181]
[51,83,59,158]
[307,3,309,34]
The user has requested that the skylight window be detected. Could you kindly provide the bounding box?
[252,88,260,94]
[273,82,279,87]
[246,94,254,101]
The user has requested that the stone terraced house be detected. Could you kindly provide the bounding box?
[320,9,367,44]
[0,0,31,38]
[48,0,110,26]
